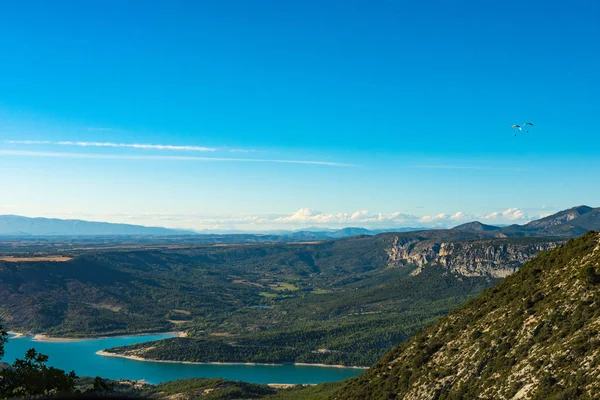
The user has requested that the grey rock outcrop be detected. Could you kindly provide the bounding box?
[386,237,561,278]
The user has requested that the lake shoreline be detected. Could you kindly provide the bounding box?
[96,350,369,370]
[8,331,185,343]
[4,333,363,385]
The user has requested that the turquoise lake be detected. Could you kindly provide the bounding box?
[3,334,364,385]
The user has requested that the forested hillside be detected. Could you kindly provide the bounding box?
[0,233,561,366]
[336,231,600,399]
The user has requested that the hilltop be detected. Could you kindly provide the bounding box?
[451,221,502,232]
[337,231,600,399]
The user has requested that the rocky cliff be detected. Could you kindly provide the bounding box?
[386,237,561,278]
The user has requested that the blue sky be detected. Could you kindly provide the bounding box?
[0,0,598,230]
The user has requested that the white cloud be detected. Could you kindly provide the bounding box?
[0,150,354,167]
[483,208,527,221]
[450,211,467,221]
[419,213,449,223]
[269,207,529,229]
[416,212,471,224]
[351,210,369,220]
[272,209,433,226]
[275,208,349,223]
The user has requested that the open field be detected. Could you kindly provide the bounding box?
[270,282,299,291]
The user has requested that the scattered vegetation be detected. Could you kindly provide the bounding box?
[337,232,600,399]
[139,378,275,400]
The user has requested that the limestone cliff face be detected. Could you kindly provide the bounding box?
[385,237,561,278]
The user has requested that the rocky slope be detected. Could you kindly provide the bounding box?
[524,205,593,229]
[460,205,600,238]
[385,237,561,278]
[337,231,600,400]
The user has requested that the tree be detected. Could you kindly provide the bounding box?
[0,325,114,399]
[86,377,116,394]
[0,348,77,399]
[0,325,6,360]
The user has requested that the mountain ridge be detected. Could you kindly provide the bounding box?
[0,215,192,236]
[451,205,599,238]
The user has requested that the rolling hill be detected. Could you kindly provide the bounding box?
[451,221,502,232]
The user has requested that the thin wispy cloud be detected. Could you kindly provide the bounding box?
[7,140,218,152]
[0,150,354,167]
[413,165,530,172]
[86,127,115,132]
[6,140,52,145]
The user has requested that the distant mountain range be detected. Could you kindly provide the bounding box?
[0,214,422,237]
[0,215,192,236]
[0,205,598,238]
